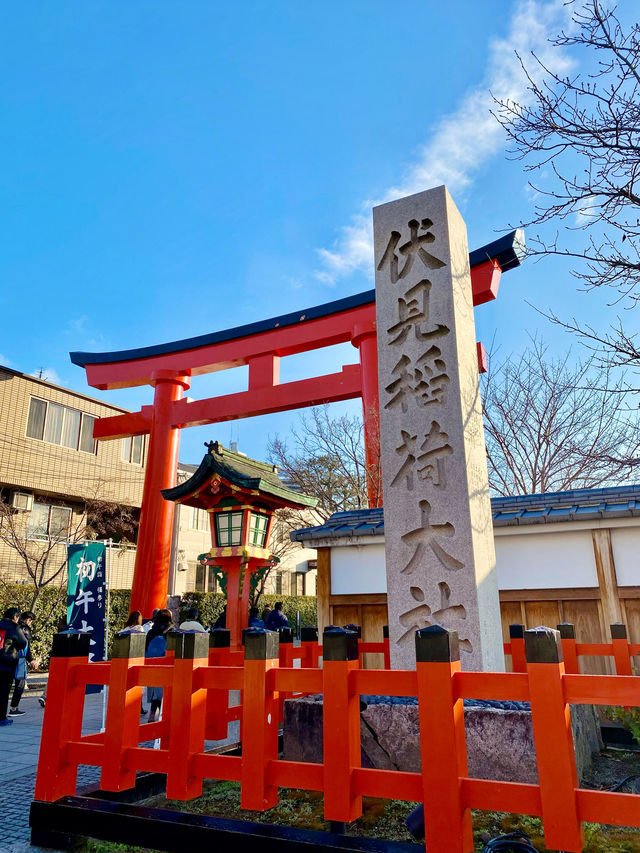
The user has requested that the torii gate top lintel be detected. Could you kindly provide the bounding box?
[70,229,524,393]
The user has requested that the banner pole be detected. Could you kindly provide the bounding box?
[101,538,112,733]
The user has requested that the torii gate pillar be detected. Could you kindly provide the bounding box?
[131,371,190,616]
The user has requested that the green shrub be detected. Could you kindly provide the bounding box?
[0,583,317,665]
[606,706,640,746]
[0,582,132,667]
[179,592,317,631]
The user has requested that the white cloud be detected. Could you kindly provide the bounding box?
[574,195,599,226]
[32,367,63,386]
[316,0,574,284]
[0,354,13,367]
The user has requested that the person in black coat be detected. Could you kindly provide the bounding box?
[9,612,36,716]
[265,602,289,631]
[0,607,27,726]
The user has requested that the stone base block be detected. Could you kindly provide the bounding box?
[283,696,602,784]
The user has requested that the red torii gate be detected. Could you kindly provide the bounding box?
[71,231,524,616]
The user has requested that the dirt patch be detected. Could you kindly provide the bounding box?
[81,747,640,852]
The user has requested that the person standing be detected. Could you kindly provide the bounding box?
[0,607,27,726]
[248,607,265,629]
[179,608,207,632]
[265,601,289,631]
[9,612,36,716]
[118,611,145,635]
[261,604,272,626]
[145,611,172,723]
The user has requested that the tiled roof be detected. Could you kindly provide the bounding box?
[291,484,640,542]
[164,442,318,509]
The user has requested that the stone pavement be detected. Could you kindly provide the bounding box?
[0,688,104,851]
[0,684,240,852]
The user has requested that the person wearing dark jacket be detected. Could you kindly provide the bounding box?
[265,602,289,631]
[0,607,27,726]
[9,612,36,716]
[145,610,173,722]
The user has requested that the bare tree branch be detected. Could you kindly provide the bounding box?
[492,1,640,306]
[481,338,640,496]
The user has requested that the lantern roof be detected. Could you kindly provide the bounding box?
[161,441,318,511]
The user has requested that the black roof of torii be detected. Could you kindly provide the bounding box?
[71,230,525,368]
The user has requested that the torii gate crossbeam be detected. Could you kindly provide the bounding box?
[70,230,524,616]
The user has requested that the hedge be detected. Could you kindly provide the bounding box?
[0,584,316,667]
[179,592,317,630]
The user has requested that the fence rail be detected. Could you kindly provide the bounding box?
[34,622,640,853]
[504,621,640,675]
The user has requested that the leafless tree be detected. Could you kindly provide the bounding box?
[0,485,138,609]
[492,1,640,371]
[267,406,374,520]
[482,339,640,496]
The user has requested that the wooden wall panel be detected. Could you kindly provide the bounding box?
[562,599,609,675]
[500,602,522,673]
[316,548,331,635]
[331,604,360,630]
[622,598,640,652]
[362,604,388,669]
[524,600,560,632]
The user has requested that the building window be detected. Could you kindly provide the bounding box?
[27,501,72,539]
[248,512,269,547]
[26,397,97,454]
[294,572,306,596]
[190,507,209,532]
[215,512,244,546]
[121,435,145,465]
[275,571,283,595]
[194,563,218,594]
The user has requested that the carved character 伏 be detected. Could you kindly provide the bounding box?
[377,219,446,284]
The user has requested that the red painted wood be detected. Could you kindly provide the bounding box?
[130,372,189,616]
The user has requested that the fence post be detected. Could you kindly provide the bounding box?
[557,623,579,674]
[301,626,319,669]
[525,627,583,852]
[344,623,363,667]
[240,628,280,811]
[278,627,294,667]
[509,624,526,672]
[101,633,145,792]
[277,627,294,720]
[383,625,390,669]
[415,626,472,853]
[322,627,362,826]
[207,628,232,740]
[610,623,633,676]
[165,631,209,800]
[34,632,91,802]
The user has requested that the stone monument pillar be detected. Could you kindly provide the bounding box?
[374,186,503,671]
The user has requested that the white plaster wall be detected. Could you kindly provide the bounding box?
[328,530,603,593]
[494,530,598,589]
[331,544,387,594]
[610,527,640,587]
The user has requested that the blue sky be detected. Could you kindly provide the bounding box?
[0,1,619,463]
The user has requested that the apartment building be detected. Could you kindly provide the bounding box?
[0,365,146,586]
[0,366,317,594]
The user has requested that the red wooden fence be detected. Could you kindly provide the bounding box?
[34,623,640,853]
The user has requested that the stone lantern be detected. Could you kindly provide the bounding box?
[162,441,317,646]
